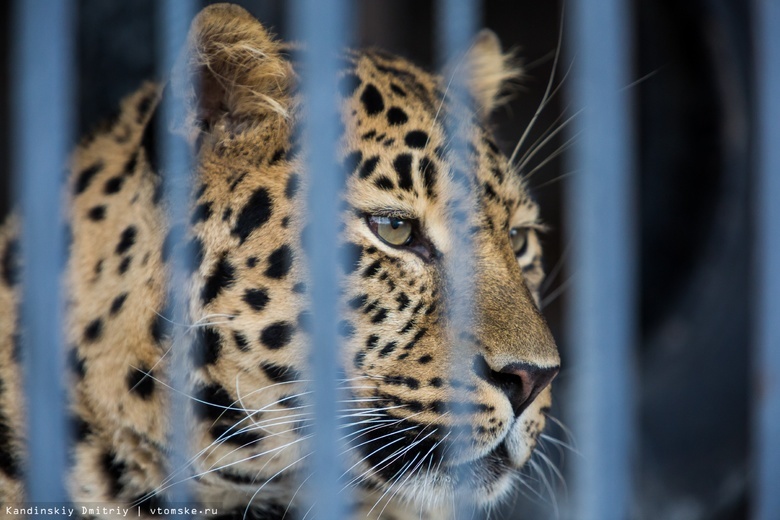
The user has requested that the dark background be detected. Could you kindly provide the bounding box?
[0,1,753,518]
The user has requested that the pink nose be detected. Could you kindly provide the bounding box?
[493,362,559,417]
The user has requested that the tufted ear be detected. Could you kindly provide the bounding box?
[463,29,521,118]
[170,3,294,140]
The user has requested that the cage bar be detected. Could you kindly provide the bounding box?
[564,0,636,518]
[753,0,780,517]
[290,1,350,518]
[157,0,197,512]
[12,0,74,506]
[435,0,481,513]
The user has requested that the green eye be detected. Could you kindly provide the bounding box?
[510,227,529,257]
[369,216,413,246]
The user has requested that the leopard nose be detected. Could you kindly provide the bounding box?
[493,362,559,417]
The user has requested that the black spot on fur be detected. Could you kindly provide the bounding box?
[260,322,293,350]
[348,294,368,310]
[418,354,433,364]
[338,320,355,338]
[194,327,222,367]
[339,242,363,273]
[360,84,385,115]
[228,172,248,192]
[391,83,407,97]
[243,288,269,312]
[385,375,419,390]
[260,362,301,384]
[110,293,128,315]
[136,93,155,122]
[185,237,205,274]
[2,239,19,287]
[70,413,92,442]
[363,260,382,278]
[87,205,107,221]
[194,384,239,422]
[405,131,428,149]
[354,351,366,369]
[201,253,236,305]
[343,151,363,176]
[151,312,167,345]
[101,450,127,496]
[123,150,139,176]
[246,257,258,268]
[270,148,285,165]
[118,256,132,275]
[209,423,263,448]
[103,176,125,194]
[127,365,155,399]
[232,188,273,243]
[393,154,414,191]
[0,407,20,478]
[491,167,505,184]
[233,331,250,352]
[403,327,428,351]
[366,334,379,350]
[371,308,388,324]
[285,173,300,199]
[69,348,86,379]
[74,161,104,195]
[359,156,380,179]
[191,202,213,224]
[339,73,361,97]
[386,107,408,126]
[374,176,394,190]
[265,245,293,279]
[396,293,410,311]
[379,341,397,357]
[419,156,437,197]
[115,226,137,255]
[83,318,103,343]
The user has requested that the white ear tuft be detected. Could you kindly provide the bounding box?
[465,29,522,118]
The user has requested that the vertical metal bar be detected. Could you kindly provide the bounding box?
[435,0,480,513]
[753,0,780,517]
[436,0,480,69]
[12,0,74,505]
[290,1,349,518]
[157,0,196,513]
[564,0,636,518]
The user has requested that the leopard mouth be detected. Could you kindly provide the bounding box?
[350,412,519,507]
[445,436,515,492]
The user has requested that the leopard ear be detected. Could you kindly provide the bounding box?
[463,29,521,118]
[170,3,294,140]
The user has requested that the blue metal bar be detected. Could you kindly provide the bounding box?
[753,0,780,517]
[157,0,196,512]
[564,0,636,518]
[12,0,74,506]
[435,0,480,508]
[290,1,349,518]
[436,0,480,68]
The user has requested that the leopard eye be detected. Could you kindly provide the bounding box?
[510,227,529,257]
[368,216,413,246]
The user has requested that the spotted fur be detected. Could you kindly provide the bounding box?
[0,4,559,518]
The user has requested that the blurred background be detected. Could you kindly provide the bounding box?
[0,0,757,518]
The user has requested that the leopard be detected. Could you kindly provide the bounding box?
[0,4,560,519]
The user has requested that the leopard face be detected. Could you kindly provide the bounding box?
[0,4,559,517]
